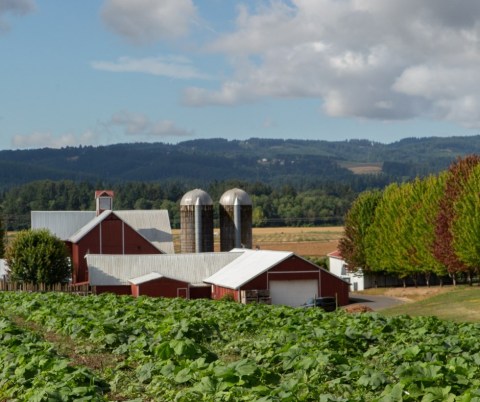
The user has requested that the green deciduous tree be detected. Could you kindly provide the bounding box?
[365,184,403,281]
[338,190,382,272]
[452,164,480,273]
[404,174,447,285]
[407,174,447,286]
[433,155,480,284]
[6,229,71,285]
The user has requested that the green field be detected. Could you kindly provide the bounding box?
[3,291,480,401]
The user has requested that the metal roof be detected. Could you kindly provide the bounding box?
[219,188,252,206]
[204,249,293,289]
[31,211,97,240]
[115,210,174,254]
[129,272,164,285]
[327,250,343,259]
[0,259,8,278]
[87,252,242,286]
[180,189,213,206]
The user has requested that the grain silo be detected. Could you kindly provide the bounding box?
[180,189,214,253]
[219,188,252,251]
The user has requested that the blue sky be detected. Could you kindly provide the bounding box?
[1,0,479,150]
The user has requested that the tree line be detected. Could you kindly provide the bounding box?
[0,179,358,230]
[339,155,480,286]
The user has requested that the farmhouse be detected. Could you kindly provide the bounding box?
[86,249,350,307]
[328,249,436,290]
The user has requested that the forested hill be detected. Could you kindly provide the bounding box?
[1,135,480,190]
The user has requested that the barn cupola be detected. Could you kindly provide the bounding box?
[95,190,114,216]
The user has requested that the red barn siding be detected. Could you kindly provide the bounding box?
[71,214,162,284]
[320,273,350,306]
[212,285,239,301]
[270,256,318,272]
[189,286,211,299]
[93,285,131,295]
[132,277,189,298]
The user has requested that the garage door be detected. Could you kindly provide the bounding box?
[269,280,318,307]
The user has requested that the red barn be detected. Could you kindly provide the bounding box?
[205,249,350,306]
[31,209,174,285]
[129,273,189,298]
[67,210,174,283]
[86,249,350,306]
[86,253,238,296]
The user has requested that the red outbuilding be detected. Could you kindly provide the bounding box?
[86,249,350,307]
[205,249,350,306]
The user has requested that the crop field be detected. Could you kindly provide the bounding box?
[2,292,480,401]
[338,161,383,175]
[172,226,343,256]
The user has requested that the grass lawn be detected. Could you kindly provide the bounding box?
[377,285,480,323]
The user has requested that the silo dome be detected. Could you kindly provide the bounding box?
[219,188,252,206]
[219,188,253,251]
[181,189,213,206]
[180,189,214,253]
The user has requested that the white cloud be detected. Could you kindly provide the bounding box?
[109,111,193,138]
[0,0,35,32]
[183,0,480,128]
[11,130,98,149]
[101,0,197,45]
[91,56,209,80]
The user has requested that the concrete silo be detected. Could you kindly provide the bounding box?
[219,188,252,251]
[180,189,214,253]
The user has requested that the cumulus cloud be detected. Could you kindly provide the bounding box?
[12,130,98,149]
[109,111,193,138]
[0,0,35,32]
[91,55,209,80]
[183,0,480,128]
[101,0,197,45]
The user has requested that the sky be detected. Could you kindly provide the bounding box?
[1,0,480,150]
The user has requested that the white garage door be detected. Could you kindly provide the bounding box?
[269,280,318,307]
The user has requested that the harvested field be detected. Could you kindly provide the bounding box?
[338,161,383,175]
[172,226,343,257]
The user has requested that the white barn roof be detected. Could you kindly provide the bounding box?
[31,211,96,240]
[129,272,164,285]
[87,252,242,286]
[204,249,293,289]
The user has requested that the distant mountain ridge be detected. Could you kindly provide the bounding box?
[1,136,479,189]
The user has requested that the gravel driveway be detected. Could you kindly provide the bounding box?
[348,294,406,311]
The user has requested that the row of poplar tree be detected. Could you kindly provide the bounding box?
[339,155,480,286]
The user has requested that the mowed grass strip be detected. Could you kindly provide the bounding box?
[380,286,480,322]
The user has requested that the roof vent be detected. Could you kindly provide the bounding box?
[95,190,114,216]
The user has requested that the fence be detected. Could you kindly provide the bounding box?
[0,279,91,295]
